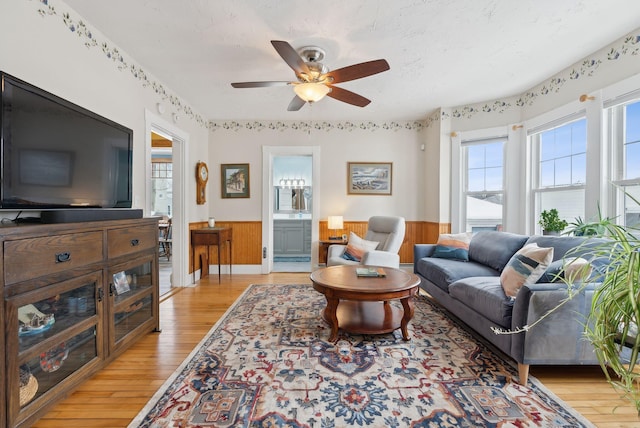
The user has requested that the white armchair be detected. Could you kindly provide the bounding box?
[326,216,405,269]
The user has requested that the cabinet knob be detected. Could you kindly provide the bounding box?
[130,239,140,247]
[55,252,71,263]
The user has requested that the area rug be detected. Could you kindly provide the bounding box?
[129,284,593,427]
[273,257,311,262]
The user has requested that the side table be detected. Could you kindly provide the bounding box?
[191,227,232,283]
[319,238,348,265]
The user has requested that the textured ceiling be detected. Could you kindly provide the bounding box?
[64,0,640,122]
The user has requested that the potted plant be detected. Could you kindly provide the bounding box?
[566,205,615,237]
[538,208,568,235]
[582,222,640,415]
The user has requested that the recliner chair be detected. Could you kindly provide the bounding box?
[326,216,405,269]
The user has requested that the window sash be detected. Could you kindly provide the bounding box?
[462,139,505,232]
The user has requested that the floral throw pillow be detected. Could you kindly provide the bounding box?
[342,232,379,262]
[500,243,554,298]
[431,232,472,261]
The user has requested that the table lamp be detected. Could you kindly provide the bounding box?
[327,216,344,240]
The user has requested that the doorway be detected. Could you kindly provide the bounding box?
[145,110,188,288]
[150,132,173,295]
[272,155,312,272]
[262,146,320,274]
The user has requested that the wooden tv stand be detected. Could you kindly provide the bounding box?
[0,217,160,427]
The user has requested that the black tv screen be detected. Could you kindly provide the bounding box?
[0,72,133,210]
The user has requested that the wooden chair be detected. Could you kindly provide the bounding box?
[159,219,172,261]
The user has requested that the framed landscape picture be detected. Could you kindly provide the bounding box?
[347,162,392,195]
[221,163,250,198]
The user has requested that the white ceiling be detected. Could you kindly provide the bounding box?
[64,0,640,122]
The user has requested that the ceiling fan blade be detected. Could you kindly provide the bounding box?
[287,95,306,111]
[326,86,371,107]
[231,81,290,88]
[325,59,390,84]
[271,40,310,76]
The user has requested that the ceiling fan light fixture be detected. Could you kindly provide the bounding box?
[293,82,331,103]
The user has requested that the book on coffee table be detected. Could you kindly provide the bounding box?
[356,267,386,277]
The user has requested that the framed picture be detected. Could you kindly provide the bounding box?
[347,162,393,195]
[221,163,250,198]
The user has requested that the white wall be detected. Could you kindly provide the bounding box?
[208,124,426,222]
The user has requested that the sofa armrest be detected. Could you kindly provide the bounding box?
[413,244,436,273]
[509,281,598,364]
[362,250,400,269]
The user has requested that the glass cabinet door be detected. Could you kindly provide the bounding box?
[7,271,103,419]
[109,256,157,349]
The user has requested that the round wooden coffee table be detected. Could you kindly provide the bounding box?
[310,265,420,342]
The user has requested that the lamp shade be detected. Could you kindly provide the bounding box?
[294,82,331,103]
[327,216,343,230]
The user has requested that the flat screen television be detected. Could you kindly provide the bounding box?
[0,71,133,210]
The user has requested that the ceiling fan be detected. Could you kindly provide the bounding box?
[231,40,390,111]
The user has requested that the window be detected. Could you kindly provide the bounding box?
[152,159,172,216]
[531,117,587,232]
[609,99,640,228]
[152,162,172,179]
[462,138,505,232]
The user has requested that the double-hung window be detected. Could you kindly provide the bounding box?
[608,98,640,228]
[152,159,173,216]
[462,138,505,232]
[530,116,587,233]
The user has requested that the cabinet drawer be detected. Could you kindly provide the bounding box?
[108,224,157,259]
[4,232,104,285]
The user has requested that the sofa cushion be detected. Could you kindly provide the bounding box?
[342,232,379,262]
[432,232,472,261]
[448,277,514,328]
[500,243,554,298]
[468,231,529,272]
[415,257,499,293]
[525,235,587,261]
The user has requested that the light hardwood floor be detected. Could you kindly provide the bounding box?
[33,272,639,427]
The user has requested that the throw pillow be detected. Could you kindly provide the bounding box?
[432,232,472,261]
[537,257,593,283]
[500,243,554,298]
[342,232,379,262]
[536,259,564,283]
[562,257,592,282]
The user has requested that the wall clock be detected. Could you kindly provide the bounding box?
[196,161,208,205]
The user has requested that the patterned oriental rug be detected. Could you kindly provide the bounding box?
[129,284,593,427]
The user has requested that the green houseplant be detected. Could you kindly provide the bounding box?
[583,222,640,414]
[538,208,568,235]
[566,205,615,237]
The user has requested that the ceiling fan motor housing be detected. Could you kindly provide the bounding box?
[297,46,329,80]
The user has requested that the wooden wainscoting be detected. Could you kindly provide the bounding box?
[189,221,262,272]
[189,220,450,272]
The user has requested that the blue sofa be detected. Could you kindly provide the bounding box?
[414,231,606,385]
